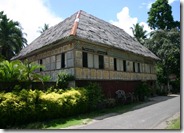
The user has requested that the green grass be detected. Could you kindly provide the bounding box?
[17,102,143,129]
[166,117,180,129]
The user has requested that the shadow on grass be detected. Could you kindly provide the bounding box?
[17,115,89,129]
[16,94,179,129]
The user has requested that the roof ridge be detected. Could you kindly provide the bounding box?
[70,10,81,36]
[12,10,159,60]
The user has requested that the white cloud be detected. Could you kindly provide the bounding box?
[168,0,179,4]
[147,2,153,9]
[139,22,153,36]
[110,7,138,36]
[0,0,62,44]
[146,0,179,9]
[110,7,152,37]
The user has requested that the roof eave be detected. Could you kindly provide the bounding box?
[12,36,75,60]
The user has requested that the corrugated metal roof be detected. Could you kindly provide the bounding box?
[12,10,159,60]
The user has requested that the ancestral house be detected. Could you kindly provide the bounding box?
[13,10,159,97]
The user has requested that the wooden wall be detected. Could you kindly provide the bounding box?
[24,40,157,82]
[74,40,157,81]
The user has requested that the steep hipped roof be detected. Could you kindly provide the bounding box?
[13,10,159,60]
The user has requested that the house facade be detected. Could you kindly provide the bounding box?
[13,10,159,97]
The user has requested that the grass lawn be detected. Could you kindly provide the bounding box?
[166,117,180,129]
[17,102,144,129]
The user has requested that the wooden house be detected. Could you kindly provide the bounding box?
[13,10,159,97]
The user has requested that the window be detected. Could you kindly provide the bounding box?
[88,53,94,68]
[45,57,51,70]
[118,59,123,71]
[61,53,65,68]
[114,58,117,71]
[82,52,88,67]
[39,59,43,72]
[56,53,66,69]
[99,55,104,69]
[145,64,150,73]
[138,63,140,73]
[56,54,61,69]
[94,55,99,69]
[50,56,55,70]
[133,62,135,72]
[123,60,126,72]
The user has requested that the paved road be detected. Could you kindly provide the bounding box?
[70,95,180,129]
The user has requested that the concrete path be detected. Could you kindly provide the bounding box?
[66,94,180,129]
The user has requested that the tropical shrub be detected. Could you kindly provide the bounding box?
[134,82,150,101]
[0,60,23,82]
[0,88,88,128]
[21,60,50,83]
[56,71,74,89]
[104,98,116,108]
[0,60,50,91]
[85,82,104,111]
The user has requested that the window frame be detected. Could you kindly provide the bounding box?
[39,59,43,72]
[82,52,88,68]
[99,55,104,69]
[133,62,135,72]
[123,60,126,72]
[114,58,117,71]
[61,53,65,68]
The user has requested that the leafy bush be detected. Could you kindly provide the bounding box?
[56,71,74,89]
[134,82,150,101]
[0,60,50,91]
[156,88,168,96]
[170,79,180,94]
[0,88,88,128]
[85,82,104,111]
[0,60,20,82]
[0,92,28,127]
[104,98,116,108]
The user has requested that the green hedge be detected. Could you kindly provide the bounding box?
[0,88,88,128]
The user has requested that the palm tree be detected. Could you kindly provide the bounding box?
[38,23,49,34]
[0,11,27,60]
[130,23,147,44]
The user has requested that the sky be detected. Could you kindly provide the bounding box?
[0,0,180,44]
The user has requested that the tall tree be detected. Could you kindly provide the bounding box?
[0,11,27,60]
[38,23,49,34]
[130,23,147,44]
[147,0,179,30]
[144,28,180,90]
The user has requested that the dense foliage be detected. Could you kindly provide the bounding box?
[56,71,75,89]
[0,11,27,60]
[0,60,50,91]
[130,23,147,44]
[134,82,150,101]
[0,81,105,128]
[0,60,105,129]
[142,0,181,93]
[85,82,104,111]
[147,0,180,30]
[144,28,180,90]
[0,88,88,128]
